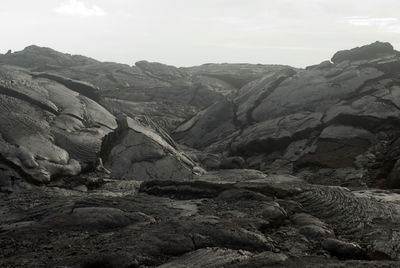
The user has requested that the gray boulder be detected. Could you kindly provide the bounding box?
[102,116,196,181]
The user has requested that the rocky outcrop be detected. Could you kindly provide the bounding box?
[175,41,400,188]
[331,41,396,64]
[0,45,97,70]
[0,65,197,185]
[61,59,225,131]
[1,46,288,132]
[0,65,116,184]
[173,99,237,149]
[101,116,196,181]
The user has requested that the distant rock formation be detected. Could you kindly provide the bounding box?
[0,47,287,131]
[331,41,396,63]
[0,45,98,70]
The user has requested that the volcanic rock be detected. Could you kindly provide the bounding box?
[2,42,400,267]
[331,41,395,64]
[175,41,400,187]
[0,65,116,183]
[101,116,196,181]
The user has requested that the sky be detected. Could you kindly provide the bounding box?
[1,0,400,68]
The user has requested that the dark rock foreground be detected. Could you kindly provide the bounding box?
[1,41,400,267]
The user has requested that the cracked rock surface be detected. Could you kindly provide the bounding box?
[2,171,400,267]
[1,42,400,267]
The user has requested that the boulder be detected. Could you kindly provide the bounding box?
[259,202,287,225]
[102,116,196,181]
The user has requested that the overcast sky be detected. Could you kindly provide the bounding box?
[1,0,400,67]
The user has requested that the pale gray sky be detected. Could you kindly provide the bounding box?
[1,0,400,67]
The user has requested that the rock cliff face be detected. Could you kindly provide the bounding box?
[1,42,400,267]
